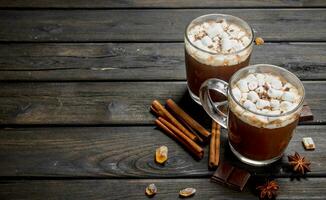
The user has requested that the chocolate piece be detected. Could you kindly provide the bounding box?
[227,167,251,191]
[299,103,313,122]
[211,162,251,191]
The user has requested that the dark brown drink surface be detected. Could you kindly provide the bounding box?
[228,110,299,161]
[185,50,250,97]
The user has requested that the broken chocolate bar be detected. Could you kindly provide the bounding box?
[299,103,313,122]
[211,162,251,191]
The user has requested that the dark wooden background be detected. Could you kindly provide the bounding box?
[0,1,325,199]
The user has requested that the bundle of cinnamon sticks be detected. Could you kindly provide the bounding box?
[151,99,221,166]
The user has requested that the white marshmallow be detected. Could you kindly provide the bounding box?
[246,74,257,81]
[264,75,275,83]
[237,79,249,92]
[232,87,241,101]
[201,36,213,47]
[240,92,248,102]
[283,82,294,90]
[221,37,233,52]
[257,78,265,86]
[271,79,283,90]
[256,99,270,109]
[280,101,293,112]
[241,36,251,46]
[193,40,209,51]
[206,23,224,38]
[282,91,295,102]
[228,24,241,34]
[267,88,283,99]
[220,19,228,29]
[256,73,265,80]
[247,91,260,103]
[243,100,257,112]
[248,81,258,90]
[270,99,280,110]
[255,86,266,94]
[237,31,246,38]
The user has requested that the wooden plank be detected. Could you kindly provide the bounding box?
[0,125,324,177]
[0,43,325,81]
[1,178,326,199]
[0,81,324,125]
[1,0,325,8]
[0,9,325,42]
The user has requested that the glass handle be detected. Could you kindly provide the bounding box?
[199,78,229,129]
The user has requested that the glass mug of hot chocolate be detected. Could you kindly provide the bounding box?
[185,14,254,104]
[199,64,305,166]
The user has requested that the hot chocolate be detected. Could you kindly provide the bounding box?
[185,14,254,104]
[228,72,303,161]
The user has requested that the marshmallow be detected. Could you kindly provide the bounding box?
[232,87,241,101]
[227,24,241,34]
[248,81,258,90]
[241,36,251,45]
[201,36,213,47]
[246,74,257,81]
[282,91,295,102]
[221,37,233,52]
[256,74,265,86]
[256,99,270,109]
[237,31,246,38]
[256,73,265,80]
[264,75,275,83]
[267,88,283,99]
[237,79,249,92]
[271,79,282,90]
[243,100,257,112]
[247,91,260,102]
[206,23,223,38]
[255,86,266,94]
[283,82,294,91]
[240,92,248,102]
[220,19,228,29]
[270,99,280,110]
[280,101,293,112]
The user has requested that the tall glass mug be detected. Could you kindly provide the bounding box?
[185,14,254,104]
[199,64,305,166]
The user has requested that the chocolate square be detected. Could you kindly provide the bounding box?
[299,104,314,122]
[211,162,250,191]
[226,167,251,191]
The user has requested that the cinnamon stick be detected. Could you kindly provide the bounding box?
[209,121,221,168]
[156,117,204,160]
[166,99,211,139]
[152,100,197,141]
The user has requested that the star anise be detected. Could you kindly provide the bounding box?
[287,152,311,174]
[256,180,279,199]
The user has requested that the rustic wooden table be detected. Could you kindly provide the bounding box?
[0,1,325,199]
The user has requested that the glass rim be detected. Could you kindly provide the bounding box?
[184,13,255,56]
[228,64,305,117]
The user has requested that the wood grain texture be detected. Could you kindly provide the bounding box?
[0,9,325,42]
[0,125,324,178]
[0,81,324,125]
[1,178,326,200]
[0,43,325,81]
[1,0,325,8]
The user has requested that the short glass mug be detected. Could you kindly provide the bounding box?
[184,14,254,105]
[199,64,305,166]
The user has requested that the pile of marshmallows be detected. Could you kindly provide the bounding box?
[231,73,302,128]
[185,19,252,66]
[187,19,251,54]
